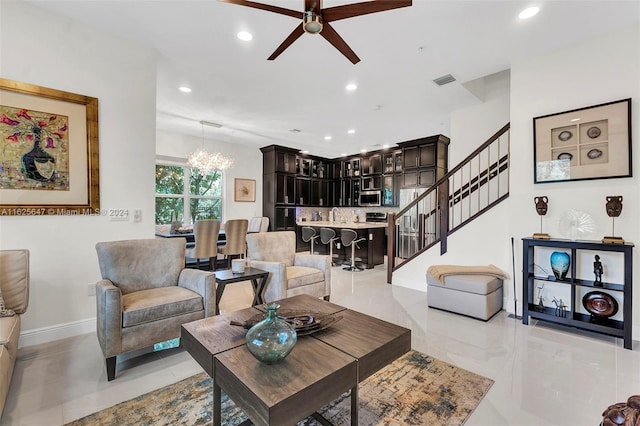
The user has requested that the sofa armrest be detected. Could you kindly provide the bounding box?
[247,260,287,303]
[96,279,123,358]
[294,254,331,297]
[178,269,216,317]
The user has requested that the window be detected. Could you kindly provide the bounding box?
[155,163,223,225]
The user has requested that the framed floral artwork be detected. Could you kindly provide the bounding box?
[0,78,99,215]
[234,178,255,202]
[533,98,631,183]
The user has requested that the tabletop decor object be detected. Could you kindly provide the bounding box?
[533,196,550,239]
[245,303,297,364]
[550,251,570,280]
[582,291,618,319]
[603,195,625,243]
[593,255,604,287]
[232,309,342,337]
[558,209,596,240]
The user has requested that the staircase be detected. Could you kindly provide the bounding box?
[387,123,510,283]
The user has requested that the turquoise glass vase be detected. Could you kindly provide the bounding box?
[245,304,297,364]
[550,251,570,280]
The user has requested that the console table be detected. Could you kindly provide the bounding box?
[522,237,633,349]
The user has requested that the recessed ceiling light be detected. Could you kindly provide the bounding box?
[324,136,332,140]
[383,144,390,149]
[360,148,367,153]
[346,83,358,91]
[179,86,192,93]
[570,118,581,122]
[341,153,347,157]
[237,31,253,41]
[301,150,309,154]
[347,129,356,134]
[518,6,539,20]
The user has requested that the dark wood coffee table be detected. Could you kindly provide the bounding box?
[213,267,269,315]
[181,294,411,426]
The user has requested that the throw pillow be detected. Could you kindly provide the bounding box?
[0,290,15,317]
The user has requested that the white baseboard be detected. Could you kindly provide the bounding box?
[392,277,427,292]
[19,317,96,348]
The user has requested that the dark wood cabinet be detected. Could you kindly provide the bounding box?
[296,178,311,206]
[382,174,400,207]
[398,135,449,189]
[275,174,295,204]
[341,178,360,206]
[311,179,329,206]
[522,237,633,350]
[275,207,297,230]
[362,153,382,176]
[342,157,361,178]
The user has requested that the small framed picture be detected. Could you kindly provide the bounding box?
[533,98,631,183]
[234,178,256,202]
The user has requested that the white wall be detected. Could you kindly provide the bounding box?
[509,23,640,331]
[0,2,158,344]
[395,24,640,339]
[393,70,512,293]
[156,130,264,221]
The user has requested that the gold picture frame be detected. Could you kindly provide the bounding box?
[533,98,631,183]
[0,78,99,215]
[234,178,255,202]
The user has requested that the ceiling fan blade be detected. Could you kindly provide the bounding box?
[267,25,305,60]
[218,0,301,19]
[320,22,360,64]
[322,0,411,22]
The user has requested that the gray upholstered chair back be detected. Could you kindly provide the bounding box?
[0,250,29,314]
[248,217,269,233]
[95,238,185,294]
[189,219,221,258]
[220,219,249,256]
[246,231,296,266]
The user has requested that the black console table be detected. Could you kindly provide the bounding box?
[522,237,634,349]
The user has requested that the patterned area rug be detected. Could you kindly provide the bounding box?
[66,351,493,426]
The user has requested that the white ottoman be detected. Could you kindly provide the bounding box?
[426,273,503,321]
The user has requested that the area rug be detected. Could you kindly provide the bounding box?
[66,351,493,426]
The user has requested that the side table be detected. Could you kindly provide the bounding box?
[214,267,269,315]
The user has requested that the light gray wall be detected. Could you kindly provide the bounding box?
[0,1,157,342]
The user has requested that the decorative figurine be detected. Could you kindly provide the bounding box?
[535,283,545,312]
[552,297,568,318]
[593,255,603,287]
[533,196,550,239]
[602,195,625,243]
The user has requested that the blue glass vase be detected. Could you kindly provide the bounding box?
[550,251,570,280]
[245,304,297,364]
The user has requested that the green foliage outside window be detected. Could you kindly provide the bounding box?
[155,164,223,225]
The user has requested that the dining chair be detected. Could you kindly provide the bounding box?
[219,219,249,268]
[185,219,221,270]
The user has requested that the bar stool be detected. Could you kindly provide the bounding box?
[320,227,341,266]
[301,226,319,254]
[341,229,366,272]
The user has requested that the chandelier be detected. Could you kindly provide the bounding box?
[187,121,234,174]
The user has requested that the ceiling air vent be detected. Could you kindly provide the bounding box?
[433,74,456,86]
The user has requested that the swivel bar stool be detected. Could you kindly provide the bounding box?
[301,226,320,254]
[320,227,341,266]
[341,229,366,272]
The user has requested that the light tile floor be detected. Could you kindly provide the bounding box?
[2,262,638,425]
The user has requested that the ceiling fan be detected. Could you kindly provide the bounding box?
[219,0,412,64]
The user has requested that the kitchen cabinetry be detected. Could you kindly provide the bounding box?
[275,174,295,204]
[342,157,361,178]
[398,135,449,189]
[296,178,311,206]
[262,145,300,231]
[522,237,633,350]
[362,153,382,176]
[382,174,400,207]
[311,179,329,206]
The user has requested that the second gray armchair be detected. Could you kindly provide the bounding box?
[246,231,331,303]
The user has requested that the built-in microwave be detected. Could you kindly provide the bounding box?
[359,190,382,207]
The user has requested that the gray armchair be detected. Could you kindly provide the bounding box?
[246,231,331,303]
[95,238,216,381]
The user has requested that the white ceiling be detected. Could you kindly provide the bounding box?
[27,0,640,158]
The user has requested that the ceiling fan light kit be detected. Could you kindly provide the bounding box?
[303,11,323,34]
[219,0,412,64]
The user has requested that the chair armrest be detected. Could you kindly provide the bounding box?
[96,279,123,358]
[178,269,216,317]
[294,254,331,298]
[247,260,287,303]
